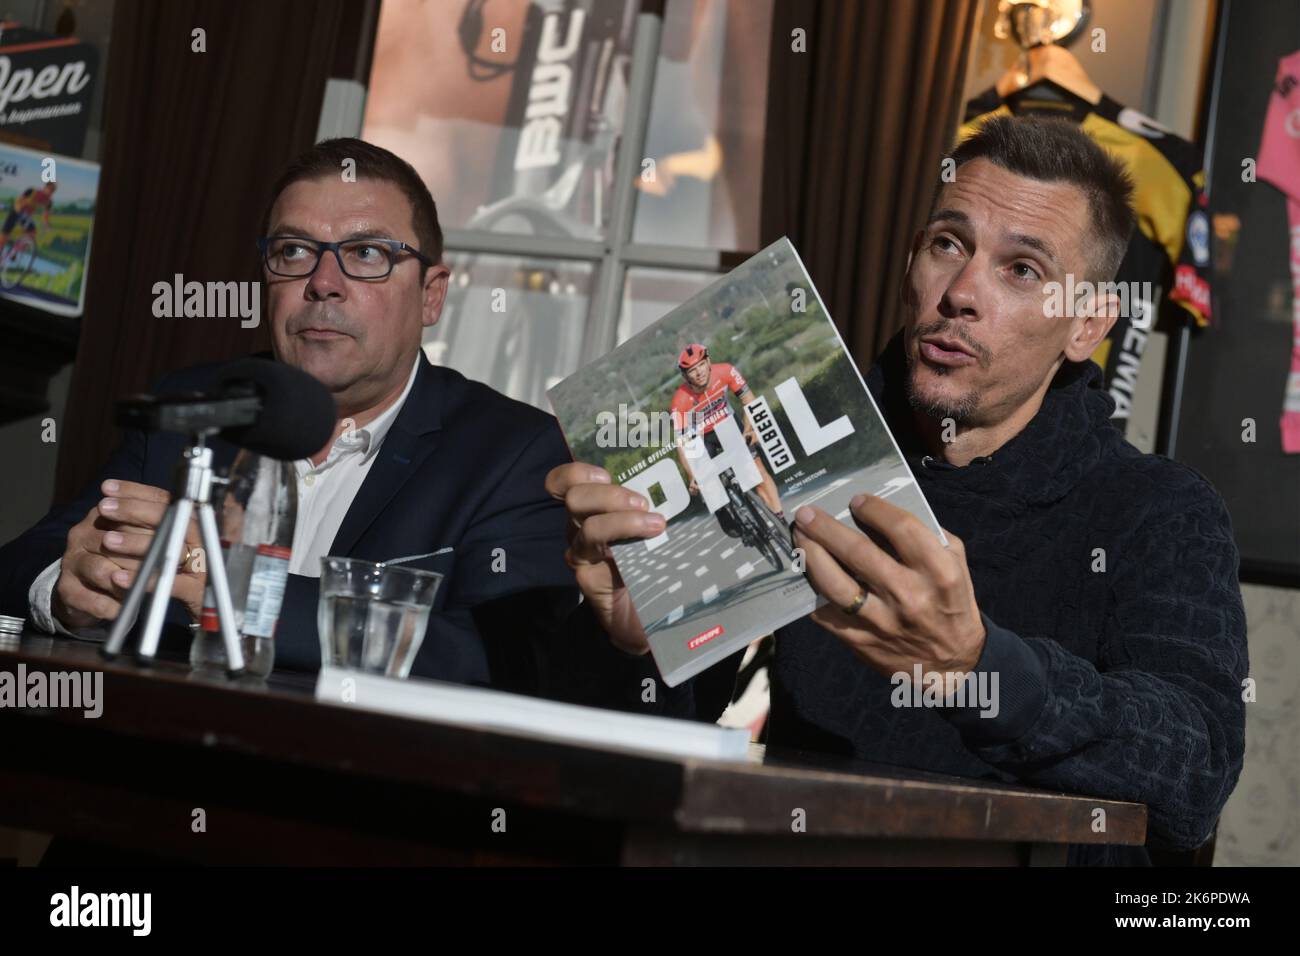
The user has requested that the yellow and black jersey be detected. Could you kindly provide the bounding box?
[959,88,1212,422]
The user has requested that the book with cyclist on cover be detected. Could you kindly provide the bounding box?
[547,238,945,687]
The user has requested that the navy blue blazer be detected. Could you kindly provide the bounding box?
[0,351,580,685]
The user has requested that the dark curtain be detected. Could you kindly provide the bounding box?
[760,0,979,367]
[54,0,347,505]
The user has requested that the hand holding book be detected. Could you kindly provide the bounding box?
[544,462,661,656]
[792,496,988,678]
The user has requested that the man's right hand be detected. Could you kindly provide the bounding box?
[52,480,203,630]
[544,463,665,655]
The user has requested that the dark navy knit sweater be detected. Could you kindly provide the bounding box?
[767,332,1249,865]
[540,332,1248,866]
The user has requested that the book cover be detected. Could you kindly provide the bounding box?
[548,238,944,687]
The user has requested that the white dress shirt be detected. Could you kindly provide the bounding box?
[28,353,422,636]
[287,353,419,577]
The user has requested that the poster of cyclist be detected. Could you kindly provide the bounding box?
[0,142,98,317]
[549,238,945,687]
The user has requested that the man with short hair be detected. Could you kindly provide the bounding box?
[0,138,576,683]
[547,115,1249,865]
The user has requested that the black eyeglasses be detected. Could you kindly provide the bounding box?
[257,236,433,280]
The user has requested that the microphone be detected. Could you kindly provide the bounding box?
[216,358,337,461]
[115,358,337,462]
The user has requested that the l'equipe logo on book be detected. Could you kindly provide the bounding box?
[687,625,725,651]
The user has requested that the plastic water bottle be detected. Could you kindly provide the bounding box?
[191,451,297,676]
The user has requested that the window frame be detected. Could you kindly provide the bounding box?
[428,4,759,362]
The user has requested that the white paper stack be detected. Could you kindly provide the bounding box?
[315,666,752,762]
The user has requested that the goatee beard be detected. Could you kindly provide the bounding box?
[904,362,979,423]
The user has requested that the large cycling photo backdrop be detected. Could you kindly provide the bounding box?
[549,238,944,686]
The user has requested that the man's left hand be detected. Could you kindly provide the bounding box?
[792,494,986,678]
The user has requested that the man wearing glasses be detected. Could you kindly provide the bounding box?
[0,138,578,685]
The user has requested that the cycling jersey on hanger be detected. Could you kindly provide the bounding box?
[1257,48,1300,453]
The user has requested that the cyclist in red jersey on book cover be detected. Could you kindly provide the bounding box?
[669,343,784,522]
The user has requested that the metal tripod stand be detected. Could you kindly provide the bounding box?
[102,438,246,674]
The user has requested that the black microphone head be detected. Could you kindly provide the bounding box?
[217,358,336,460]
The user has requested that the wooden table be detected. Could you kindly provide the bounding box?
[0,633,1147,865]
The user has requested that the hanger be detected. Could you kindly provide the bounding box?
[996,42,1102,105]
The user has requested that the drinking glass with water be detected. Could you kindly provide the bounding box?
[317,556,442,677]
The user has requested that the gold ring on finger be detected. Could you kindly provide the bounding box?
[840,589,867,617]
